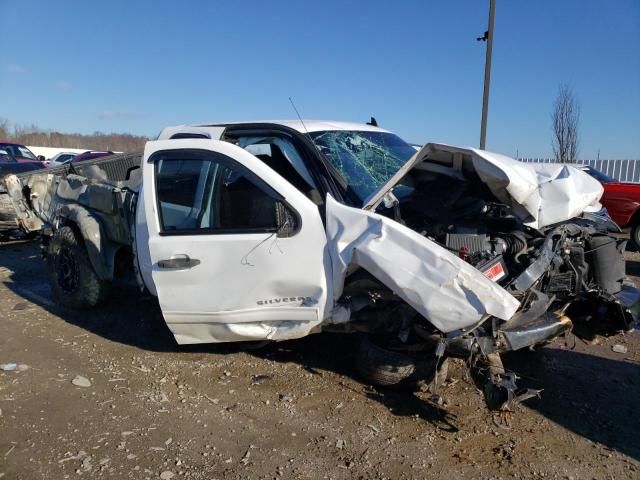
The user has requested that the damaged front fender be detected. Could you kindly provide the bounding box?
[325,195,520,333]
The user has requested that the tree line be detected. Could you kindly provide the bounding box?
[2,93,583,160]
[0,118,148,152]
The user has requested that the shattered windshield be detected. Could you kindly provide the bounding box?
[309,130,416,202]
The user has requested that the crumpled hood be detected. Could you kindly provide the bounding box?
[326,195,520,333]
[363,143,604,229]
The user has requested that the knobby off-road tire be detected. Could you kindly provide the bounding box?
[355,334,448,391]
[47,226,110,308]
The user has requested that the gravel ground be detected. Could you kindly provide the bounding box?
[0,239,639,479]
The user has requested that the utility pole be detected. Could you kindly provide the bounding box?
[478,0,496,150]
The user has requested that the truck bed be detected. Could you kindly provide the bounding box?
[4,151,142,240]
[12,150,142,184]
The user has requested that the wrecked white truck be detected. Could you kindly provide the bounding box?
[3,120,639,410]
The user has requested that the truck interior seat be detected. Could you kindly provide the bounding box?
[219,175,277,230]
[255,144,311,194]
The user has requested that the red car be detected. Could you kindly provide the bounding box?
[0,141,47,168]
[581,166,640,246]
[71,150,114,163]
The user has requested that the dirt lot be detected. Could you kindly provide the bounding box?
[0,239,639,480]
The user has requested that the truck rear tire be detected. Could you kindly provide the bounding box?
[355,334,448,391]
[47,226,110,308]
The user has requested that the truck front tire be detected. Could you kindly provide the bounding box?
[355,334,448,392]
[47,226,109,308]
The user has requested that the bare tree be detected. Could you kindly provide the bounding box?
[551,83,580,163]
[0,118,9,139]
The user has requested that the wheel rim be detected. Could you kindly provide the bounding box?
[56,247,79,293]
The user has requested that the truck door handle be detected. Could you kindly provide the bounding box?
[157,255,200,270]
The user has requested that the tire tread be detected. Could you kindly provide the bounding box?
[47,226,109,308]
[355,335,446,390]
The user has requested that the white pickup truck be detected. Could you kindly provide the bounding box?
[4,120,638,410]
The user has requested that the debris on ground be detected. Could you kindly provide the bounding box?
[251,374,272,384]
[71,375,92,387]
[240,447,251,465]
[0,363,28,372]
[612,344,628,354]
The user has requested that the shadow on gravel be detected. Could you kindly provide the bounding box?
[504,347,640,461]
[0,239,179,352]
[247,334,460,432]
[1,240,638,457]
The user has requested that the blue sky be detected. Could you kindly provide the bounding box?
[1,0,639,158]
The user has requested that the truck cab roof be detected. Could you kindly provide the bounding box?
[157,120,389,140]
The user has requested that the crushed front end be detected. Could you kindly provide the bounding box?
[325,143,639,412]
[445,216,639,410]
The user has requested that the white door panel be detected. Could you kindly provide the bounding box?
[141,139,331,344]
[148,233,326,316]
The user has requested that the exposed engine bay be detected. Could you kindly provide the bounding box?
[334,161,638,412]
[397,167,627,302]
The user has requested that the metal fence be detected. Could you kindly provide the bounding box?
[518,158,640,183]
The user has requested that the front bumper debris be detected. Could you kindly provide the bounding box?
[613,284,640,328]
[500,311,573,351]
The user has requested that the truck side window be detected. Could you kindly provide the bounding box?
[154,150,289,235]
[216,166,278,230]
